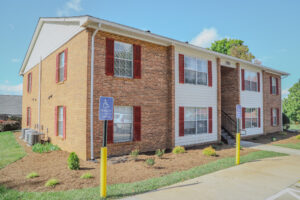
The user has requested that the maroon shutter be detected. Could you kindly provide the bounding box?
[55,106,58,136]
[276,78,279,95]
[258,108,261,128]
[30,73,32,93]
[27,74,29,93]
[257,72,260,92]
[133,106,141,141]
[208,107,213,133]
[179,107,184,136]
[241,69,245,91]
[242,107,246,129]
[64,48,68,81]
[56,54,59,83]
[133,45,141,79]
[179,54,184,83]
[277,108,279,126]
[63,106,66,139]
[29,107,31,127]
[107,120,114,144]
[208,60,212,87]
[270,76,272,94]
[26,107,29,126]
[271,108,273,126]
[105,38,114,76]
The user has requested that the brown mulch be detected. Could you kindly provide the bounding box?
[246,131,300,145]
[0,132,255,192]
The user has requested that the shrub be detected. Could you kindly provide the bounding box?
[272,137,277,141]
[68,152,80,170]
[296,135,300,140]
[130,149,139,160]
[45,179,59,187]
[26,172,39,179]
[155,149,165,158]
[145,158,155,166]
[282,113,290,129]
[32,143,60,153]
[0,121,21,132]
[202,146,217,157]
[80,173,93,179]
[172,146,185,154]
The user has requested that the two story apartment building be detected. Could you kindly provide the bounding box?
[20,16,288,160]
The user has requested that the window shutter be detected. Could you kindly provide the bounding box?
[64,48,68,81]
[271,108,273,126]
[179,54,184,83]
[257,72,260,92]
[30,73,32,93]
[270,77,272,94]
[27,74,29,93]
[26,107,29,126]
[179,107,184,136]
[242,107,245,129]
[258,108,261,128]
[276,78,279,95]
[277,108,279,126]
[29,107,31,127]
[208,107,213,133]
[208,60,212,87]
[55,106,58,136]
[107,120,114,144]
[133,45,141,79]
[133,106,141,141]
[105,38,114,76]
[56,54,59,83]
[63,106,66,139]
[241,69,245,91]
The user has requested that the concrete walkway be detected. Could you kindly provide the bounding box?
[123,155,300,200]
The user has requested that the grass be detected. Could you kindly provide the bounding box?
[45,179,60,187]
[26,172,39,179]
[290,123,300,130]
[0,150,287,200]
[32,143,60,153]
[0,131,26,169]
[274,142,300,150]
[80,173,93,179]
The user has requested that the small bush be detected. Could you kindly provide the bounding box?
[272,137,277,142]
[26,172,39,179]
[172,146,185,154]
[130,149,139,160]
[282,113,290,129]
[32,143,60,153]
[155,149,165,158]
[45,179,59,187]
[202,146,217,157]
[145,158,155,166]
[0,121,20,132]
[80,173,93,179]
[296,135,300,140]
[68,152,80,170]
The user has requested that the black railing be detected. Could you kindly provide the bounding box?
[221,110,236,138]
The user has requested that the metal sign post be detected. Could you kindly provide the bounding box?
[99,96,114,198]
[236,104,242,165]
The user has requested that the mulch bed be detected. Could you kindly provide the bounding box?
[0,132,255,192]
[245,131,299,145]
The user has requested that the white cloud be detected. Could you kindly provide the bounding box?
[0,84,22,95]
[282,88,290,97]
[57,0,82,17]
[190,28,220,48]
[11,58,20,63]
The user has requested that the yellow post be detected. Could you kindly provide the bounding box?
[236,133,240,165]
[100,147,107,198]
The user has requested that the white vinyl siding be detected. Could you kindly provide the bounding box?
[114,41,133,78]
[114,106,133,143]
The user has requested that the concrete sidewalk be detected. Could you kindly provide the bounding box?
[123,155,300,200]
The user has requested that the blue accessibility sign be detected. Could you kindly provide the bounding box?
[99,96,114,120]
[236,104,242,119]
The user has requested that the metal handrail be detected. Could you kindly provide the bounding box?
[221,110,237,138]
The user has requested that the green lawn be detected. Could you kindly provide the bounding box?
[290,124,300,130]
[0,131,26,169]
[274,142,300,150]
[0,150,287,200]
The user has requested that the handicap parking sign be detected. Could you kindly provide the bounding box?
[236,104,242,119]
[99,97,114,120]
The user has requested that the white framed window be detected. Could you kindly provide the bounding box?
[244,70,258,91]
[114,106,133,143]
[184,107,208,135]
[59,51,65,82]
[272,108,278,126]
[58,106,64,137]
[272,77,277,94]
[245,108,258,128]
[114,41,133,78]
[184,56,208,85]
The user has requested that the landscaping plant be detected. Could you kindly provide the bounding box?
[296,135,300,140]
[202,146,217,157]
[145,158,155,166]
[45,179,59,187]
[32,143,60,153]
[68,152,80,170]
[272,137,277,142]
[26,172,39,179]
[130,149,139,161]
[155,149,165,158]
[172,146,185,154]
[80,173,93,179]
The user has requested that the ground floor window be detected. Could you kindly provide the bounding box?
[26,107,31,126]
[184,107,208,135]
[245,108,258,128]
[114,106,133,143]
[58,106,64,137]
[272,108,278,126]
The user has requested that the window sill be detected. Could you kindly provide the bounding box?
[109,140,138,146]
[57,81,66,85]
[179,83,209,87]
[112,76,134,81]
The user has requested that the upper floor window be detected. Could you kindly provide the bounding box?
[59,52,65,82]
[114,41,133,78]
[245,108,258,128]
[27,72,32,93]
[184,107,208,135]
[114,106,133,143]
[244,71,258,91]
[56,48,68,83]
[184,56,208,85]
[272,77,277,94]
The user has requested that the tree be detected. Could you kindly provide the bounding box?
[283,79,300,123]
[210,38,255,62]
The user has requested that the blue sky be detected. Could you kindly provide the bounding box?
[0,0,299,97]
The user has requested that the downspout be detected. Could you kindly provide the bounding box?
[38,57,42,133]
[90,25,101,160]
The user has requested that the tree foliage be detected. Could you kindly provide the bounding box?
[210,38,255,62]
[283,79,300,123]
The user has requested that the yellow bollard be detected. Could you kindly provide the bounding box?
[100,147,107,198]
[236,133,240,165]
